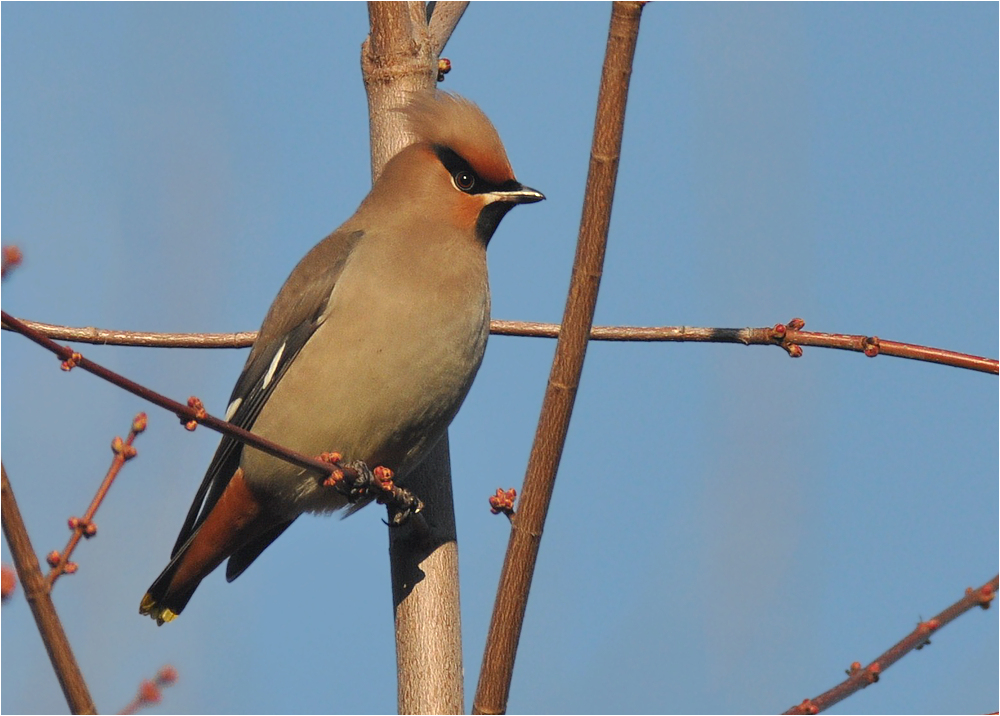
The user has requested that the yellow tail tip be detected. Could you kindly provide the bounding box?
[140,593,178,626]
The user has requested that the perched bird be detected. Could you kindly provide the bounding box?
[140,91,543,624]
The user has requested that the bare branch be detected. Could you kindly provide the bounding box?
[784,576,999,714]
[474,3,646,713]
[1,463,97,715]
[2,311,423,527]
[1,310,338,477]
[0,318,256,348]
[45,414,147,588]
[118,665,178,715]
[427,1,469,55]
[6,315,996,375]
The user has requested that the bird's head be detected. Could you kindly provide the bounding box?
[368,91,544,244]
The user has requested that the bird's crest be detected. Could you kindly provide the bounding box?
[402,91,515,186]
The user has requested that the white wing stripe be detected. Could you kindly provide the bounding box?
[262,341,286,390]
[224,397,243,421]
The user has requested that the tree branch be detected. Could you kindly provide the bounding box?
[1,463,97,715]
[474,3,646,713]
[427,1,469,55]
[0,311,337,477]
[784,576,999,714]
[44,414,148,589]
[0,318,257,348]
[9,317,993,375]
[0,310,425,518]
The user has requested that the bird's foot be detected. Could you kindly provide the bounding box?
[319,453,374,504]
[318,454,423,524]
[369,466,424,526]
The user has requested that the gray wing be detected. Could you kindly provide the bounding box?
[169,229,365,558]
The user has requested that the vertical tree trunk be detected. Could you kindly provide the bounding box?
[361,3,466,713]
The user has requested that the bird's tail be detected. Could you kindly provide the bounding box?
[139,468,289,625]
[140,557,200,625]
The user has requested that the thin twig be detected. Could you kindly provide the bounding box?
[7,317,994,375]
[779,327,997,374]
[1,310,339,478]
[0,318,257,348]
[45,414,147,589]
[0,310,425,519]
[784,576,999,715]
[474,4,645,713]
[118,665,178,715]
[1,463,97,715]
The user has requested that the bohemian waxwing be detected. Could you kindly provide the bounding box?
[140,91,543,624]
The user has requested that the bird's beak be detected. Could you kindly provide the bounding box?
[489,183,545,205]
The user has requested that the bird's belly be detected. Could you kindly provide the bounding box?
[240,289,488,516]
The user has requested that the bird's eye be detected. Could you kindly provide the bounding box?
[454,170,476,192]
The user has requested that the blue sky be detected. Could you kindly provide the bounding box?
[2,3,996,714]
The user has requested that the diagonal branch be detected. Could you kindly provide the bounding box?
[784,576,998,714]
[0,310,334,476]
[427,1,469,55]
[44,414,148,589]
[1,463,97,715]
[473,3,646,713]
[1,310,422,517]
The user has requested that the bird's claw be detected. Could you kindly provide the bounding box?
[342,459,376,503]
